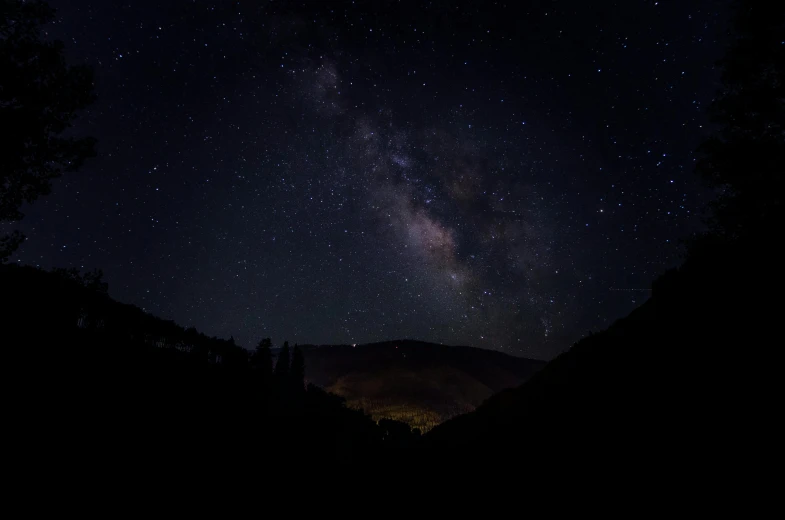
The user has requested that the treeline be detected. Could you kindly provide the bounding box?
[424,1,784,476]
[6,265,249,365]
[2,263,420,470]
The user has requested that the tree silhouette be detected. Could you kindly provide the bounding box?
[0,0,96,262]
[253,338,273,378]
[274,340,290,378]
[2,262,411,469]
[290,344,305,391]
[52,267,108,293]
[696,1,784,240]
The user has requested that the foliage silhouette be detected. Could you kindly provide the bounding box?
[0,0,96,261]
[290,344,305,392]
[4,0,781,484]
[2,263,426,471]
[379,418,421,451]
[252,338,273,378]
[424,0,784,478]
[275,340,290,379]
[695,1,784,241]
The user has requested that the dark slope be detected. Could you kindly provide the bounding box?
[0,264,400,469]
[297,341,545,431]
[425,238,779,470]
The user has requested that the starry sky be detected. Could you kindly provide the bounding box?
[13,0,732,359]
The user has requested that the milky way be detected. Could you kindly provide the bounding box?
[13,1,730,358]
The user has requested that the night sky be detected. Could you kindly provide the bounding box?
[14,0,732,359]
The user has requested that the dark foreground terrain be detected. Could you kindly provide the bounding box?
[3,264,418,471]
[2,229,778,483]
[423,235,778,476]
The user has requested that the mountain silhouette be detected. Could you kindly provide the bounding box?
[293,341,545,431]
[423,237,778,474]
[2,262,541,438]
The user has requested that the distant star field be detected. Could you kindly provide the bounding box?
[15,0,731,359]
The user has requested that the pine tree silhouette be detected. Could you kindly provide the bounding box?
[290,344,305,391]
[274,340,290,379]
[1,0,96,262]
[253,338,273,378]
[696,1,784,240]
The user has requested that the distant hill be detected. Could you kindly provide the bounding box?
[2,263,544,437]
[292,341,545,432]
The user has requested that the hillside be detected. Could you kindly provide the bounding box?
[296,341,545,431]
[1,263,421,468]
[2,262,542,439]
[424,237,778,470]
